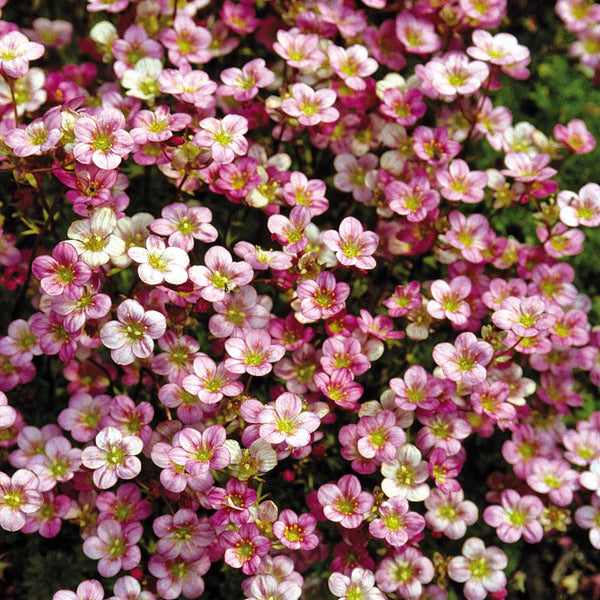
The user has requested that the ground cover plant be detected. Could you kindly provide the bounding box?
[1,0,600,599]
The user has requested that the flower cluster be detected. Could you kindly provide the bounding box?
[0,1,599,600]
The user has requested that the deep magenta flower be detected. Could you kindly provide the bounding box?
[317,474,374,529]
[432,332,494,386]
[81,426,143,489]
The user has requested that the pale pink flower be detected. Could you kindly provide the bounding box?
[182,354,243,405]
[413,125,461,166]
[329,568,386,600]
[437,159,488,203]
[557,183,600,228]
[537,222,585,259]
[224,329,285,376]
[333,152,378,203]
[447,538,507,600]
[380,87,426,126]
[272,30,325,70]
[416,52,489,99]
[83,518,142,577]
[81,426,143,489]
[169,425,230,476]
[220,1,260,34]
[327,44,377,91]
[501,151,557,183]
[375,547,434,597]
[467,30,530,67]
[380,444,430,501]
[188,245,254,301]
[220,523,271,575]
[526,457,579,506]
[282,172,329,216]
[318,474,374,529]
[111,24,163,78]
[296,271,350,321]
[574,495,600,549]
[193,114,248,164]
[5,110,62,156]
[425,488,478,539]
[32,241,91,296]
[395,13,441,55]
[100,299,166,365]
[427,276,472,327]
[0,31,44,78]
[273,509,319,551]
[369,495,425,547]
[322,216,379,269]
[281,83,339,127]
[432,332,493,386]
[153,508,212,561]
[127,235,189,286]
[148,554,209,600]
[159,14,211,67]
[386,174,440,222]
[445,210,491,264]
[267,206,312,254]
[53,580,105,600]
[483,489,544,543]
[158,67,217,107]
[390,365,443,412]
[554,118,596,154]
[492,295,556,337]
[218,58,274,102]
[0,469,43,531]
[73,108,133,170]
[256,392,320,447]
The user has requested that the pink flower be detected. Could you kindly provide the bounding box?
[282,172,329,216]
[81,427,143,489]
[5,110,62,156]
[356,410,406,463]
[182,354,243,405]
[32,241,91,296]
[100,299,166,365]
[574,495,600,549]
[194,114,248,164]
[554,118,596,153]
[375,547,434,597]
[150,202,217,252]
[327,44,377,91]
[73,108,134,170]
[224,329,285,377]
[169,425,230,476]
[53,580,105,600]
[256,392,320,447]
[0,469,43,531]
[109,576,156,600]
[314,367,364,410]
[207,478,256,527]
[395,13,441,55]
[220,523,271,575]
[267,206,312,253]
[501,151,557,183]
[83,518,142,577]
[447,538,507,600]
[369,495,425,547]
[425,488,478,539]
[97,483,151,525]
[386,173,440,222]
[281,83,339,127]
[380,87,426,126]
[445,211,492,264]
[272,31,325,70]
[390,365,443,412]
[413,125,461,166]
[333,153,378,203]
[557,183,600,228]
[383,282,422,317]
[148,554,209,600]
[273,509,319,551]
[296,271,350,321]
[188,245,254,302]
[427,276,472,327]
[57,392,111,443]
[317,474,374,528]
[153,508,212,561]
[526,457,579,506]
[27,435,82,491]
[22,491,70,538]
[492,295,556,337]
[322,216,379,269]
[159,14,211,67]
[329,568,386,600]
[54,164,118,212]
[0,31,44,78]
[483,489,544,543]
[467,30,530,67]
[436,159,488,204]
[537,222,585,259]
[128,235,189,286]
[432,332,494,386]
[218,58,274,102]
